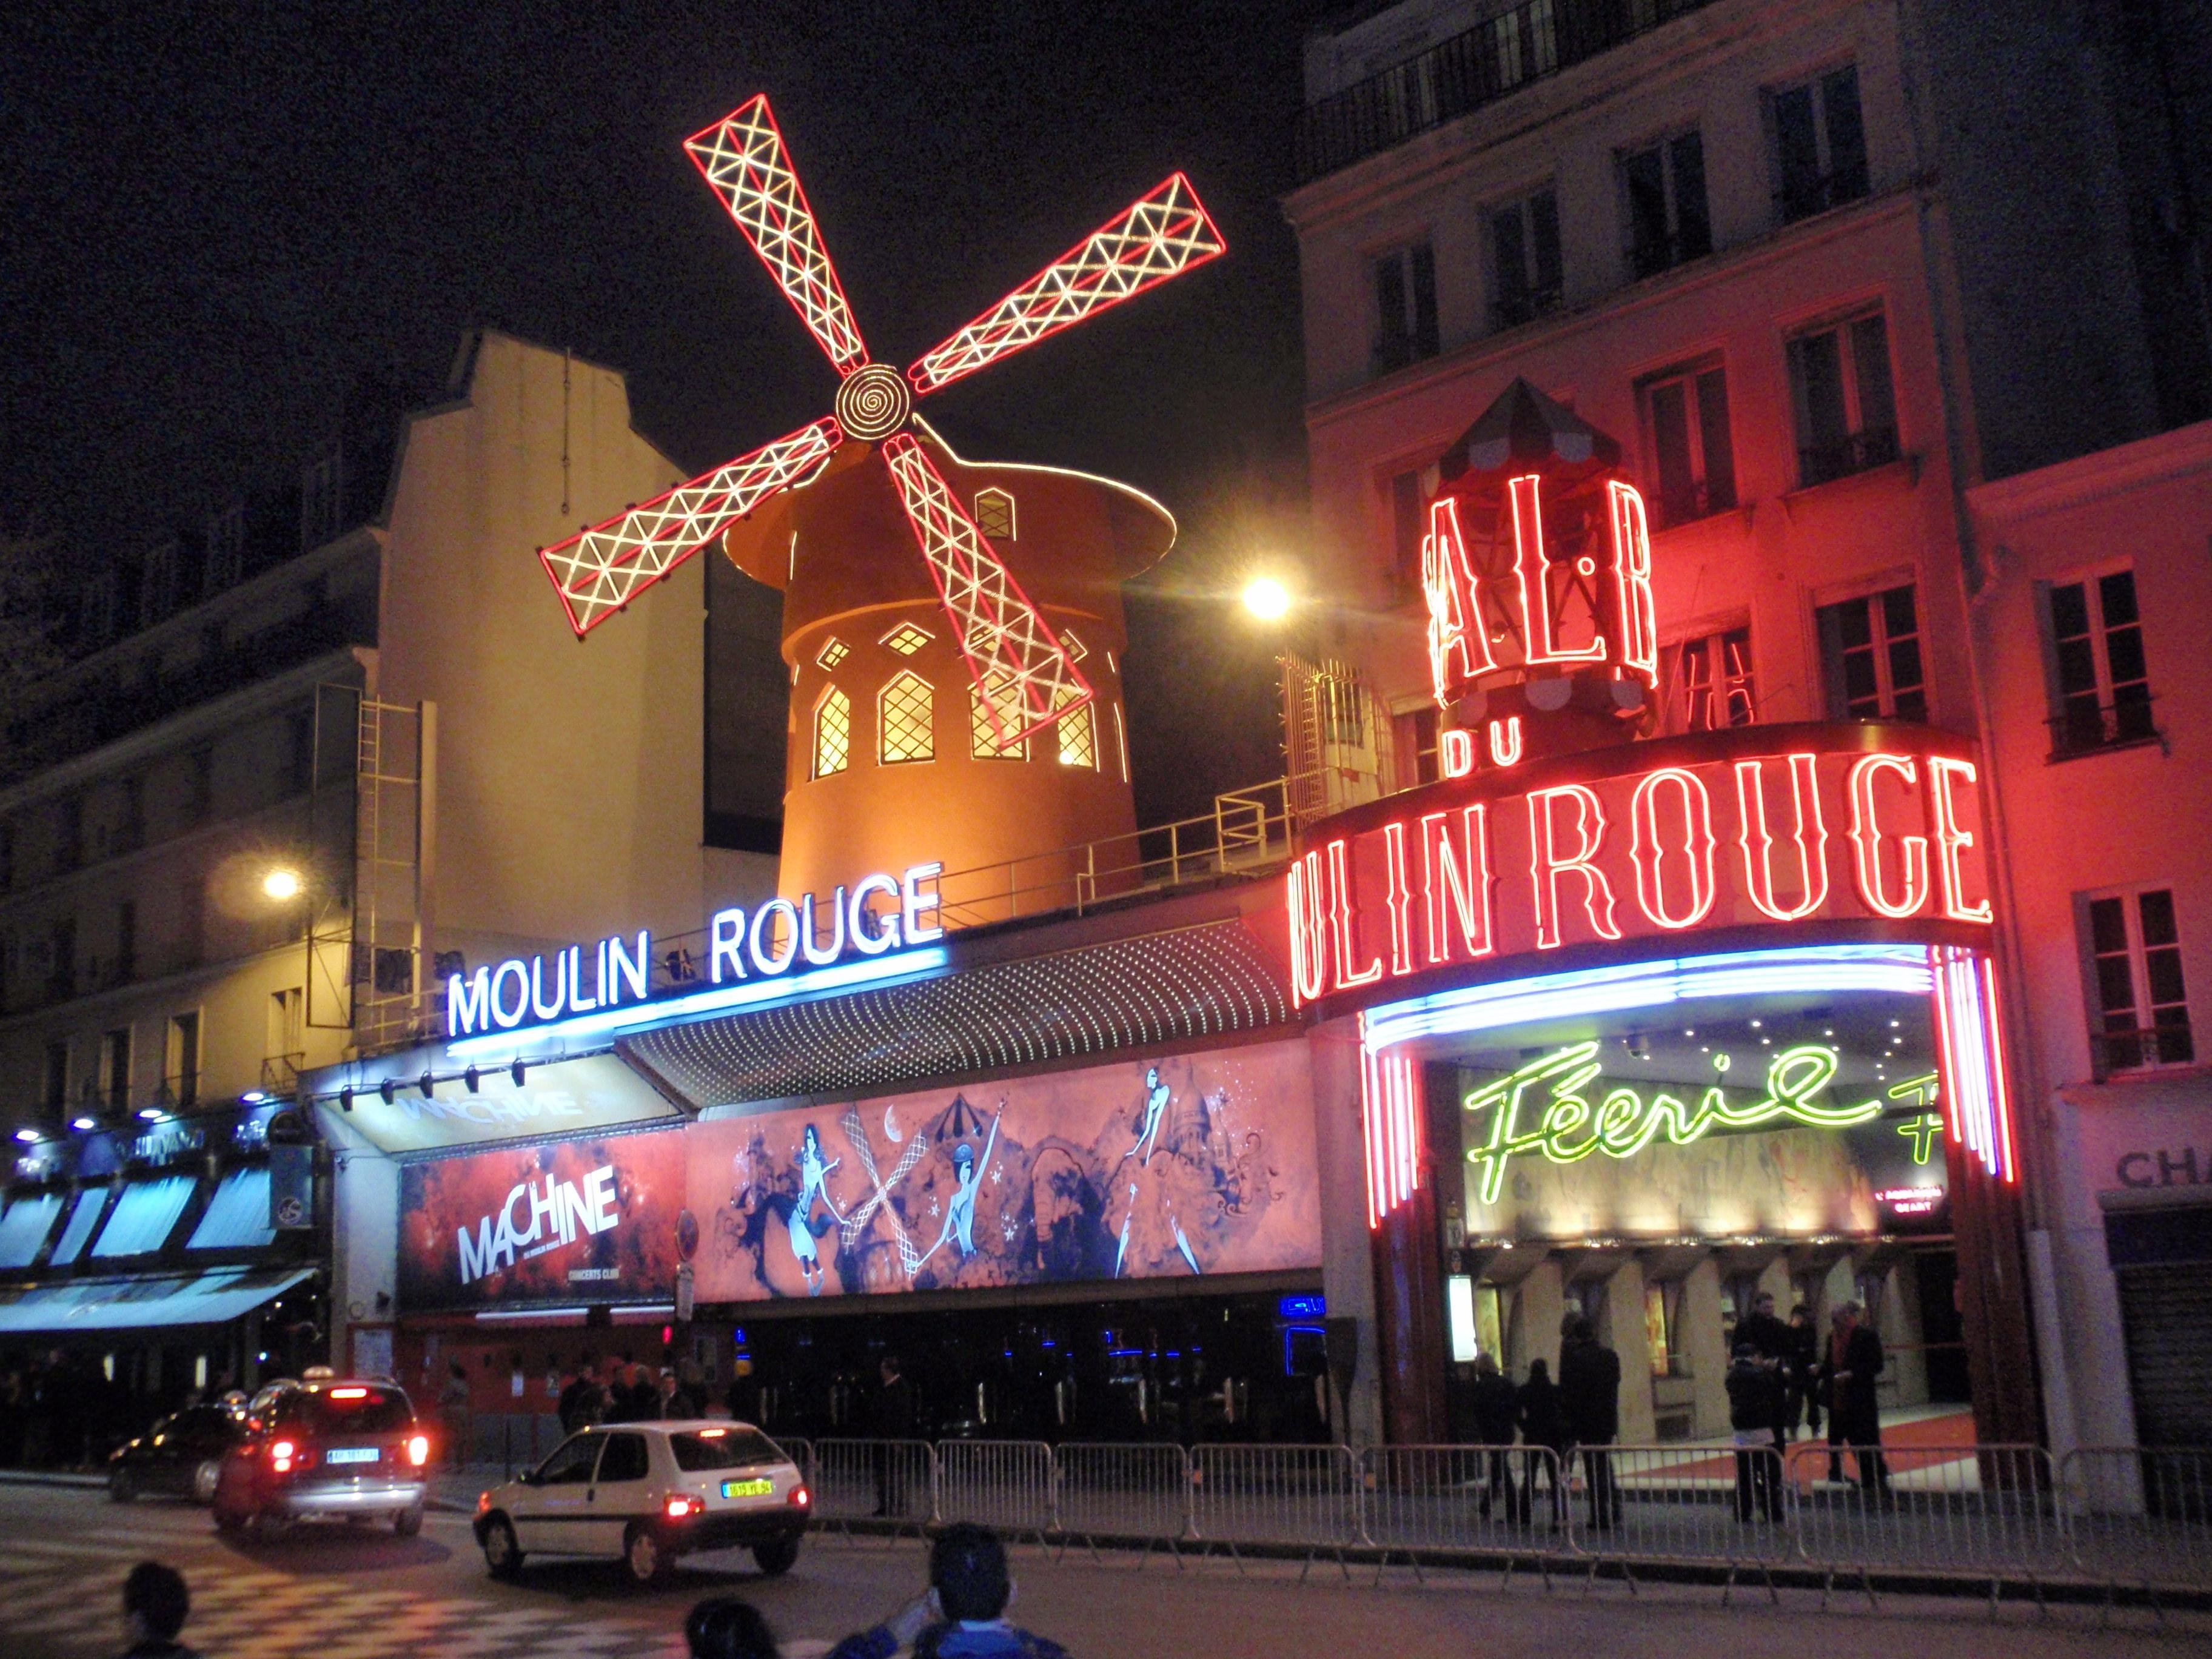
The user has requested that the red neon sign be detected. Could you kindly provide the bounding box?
[1286,728,1992,1008]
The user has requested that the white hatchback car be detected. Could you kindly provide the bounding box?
[475,1421,810,1584]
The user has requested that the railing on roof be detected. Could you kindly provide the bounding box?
[1295,0,1718,185]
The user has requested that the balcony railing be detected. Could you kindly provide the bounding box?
[1651,478,1737,530]
[1797,425,1900,488]
[1490,286,1563,330]
[2093,1021,2196,1075]
[1775,166,1871,225]
[2048,694,2159,760]
[1626,227,1712,280]
[1296,0,1718,184]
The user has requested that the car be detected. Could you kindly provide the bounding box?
[474,1420,810,1586]
[109,1402,250,1505]
[211,1377,431,1538]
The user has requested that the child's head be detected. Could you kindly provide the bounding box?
[123,1562,189,1644]
[930,1523,1011,1622]
[686,1596,779,1659]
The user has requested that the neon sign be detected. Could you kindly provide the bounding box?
[1286,729,1992,1009]
[448,863,945,1039]
[1463,1042,1885,1203]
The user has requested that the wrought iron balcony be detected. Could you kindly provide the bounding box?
[1490,286,1563,331]
[2092,1021,2196,1075]
[1296,0,1718,185]
[2048,694,2160,760]
[1797,426,1900,488]
[1775,166,1871,226]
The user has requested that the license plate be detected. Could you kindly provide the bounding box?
[326,1447,380,1465]
[720,1478,774,1499]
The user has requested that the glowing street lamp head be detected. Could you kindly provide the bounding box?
[263,868,303,902]
[1242,577,1292,623]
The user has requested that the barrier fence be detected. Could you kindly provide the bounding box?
[759,1435,2212,1594]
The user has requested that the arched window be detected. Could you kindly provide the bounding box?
[812,687,851,778]
[879,672,935,764]
[970,686,1027,760]
[1054,686,1097,769]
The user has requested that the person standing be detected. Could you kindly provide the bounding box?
[437,1360,471,1469]
[1785,1304,1820,1441]
[1724,1344,1786,1522]
[557,1361,605,1435]
[1818,1302,1889,1498]
[1734,1291,1792,1461]
[1516,1358,1569,1530]
[1468,1353,1524,1522]
[1558,1315,1623,1530]
[870,1355,916,1518]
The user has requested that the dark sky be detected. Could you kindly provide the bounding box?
[3,0,1342,824]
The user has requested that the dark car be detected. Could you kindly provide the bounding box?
[212,1378,431,1538]
[109,1404,249,1504]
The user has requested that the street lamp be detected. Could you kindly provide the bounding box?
[1241,576,1292,622]
[263,867,303,902]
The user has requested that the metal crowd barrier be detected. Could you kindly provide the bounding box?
[780,1435,2212,1594]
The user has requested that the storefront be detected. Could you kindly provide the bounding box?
[314,881,1332,1450]
[0,1101,324,1460]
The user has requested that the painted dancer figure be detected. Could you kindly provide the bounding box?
[1114,1068,1200,1277]
[920,1110,1001,1269]
[789,1123,845,1296]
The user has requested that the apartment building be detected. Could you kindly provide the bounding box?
[1284,0,2212,1448]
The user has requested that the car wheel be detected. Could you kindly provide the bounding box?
[192,1460,223,1505]
[624,1523,669,1586]
[481,1517,523,1580]
[394,1504,424,1538]
[108,1468,135,1503]
[753,1536,800,1577]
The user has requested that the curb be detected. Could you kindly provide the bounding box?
[0,1470,109,1490]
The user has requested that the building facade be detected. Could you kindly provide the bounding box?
[1284,0,2212,1449]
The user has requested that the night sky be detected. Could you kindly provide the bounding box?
[3,1,1346,823]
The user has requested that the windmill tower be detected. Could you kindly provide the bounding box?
[534,96,1223,913]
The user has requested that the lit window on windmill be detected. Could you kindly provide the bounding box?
[816,637,850,671]
[879,672,936,763]
[1061,629,1088,663]
[1053,686,1098,769]
[974,488,1016,540]
[881,622,932,657]
[970,688,1027,760]
[813,688,851,779]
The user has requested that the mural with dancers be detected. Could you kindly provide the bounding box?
[686,1040,1321,1301]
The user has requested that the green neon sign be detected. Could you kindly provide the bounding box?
[1464,1042,1886,1204]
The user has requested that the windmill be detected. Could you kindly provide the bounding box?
[536,96,1225,763]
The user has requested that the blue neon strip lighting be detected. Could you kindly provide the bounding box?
[446,945,950,1060]
[1360,945,1933,1055]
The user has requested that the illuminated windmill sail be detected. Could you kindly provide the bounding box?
[537,95,1225,745]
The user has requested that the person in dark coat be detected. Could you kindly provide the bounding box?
[1733,1292,1793,1456]
[1468,1353,1524,1521]
[557,1361,605,1435]
[871,1356,917,1518]
[1785,1305,1820,1440]
[1817,1301,1889,1495]
[1724,1344,1786,1522]
[1557,1315,1623,1529]
[1516,1358,1568,1529]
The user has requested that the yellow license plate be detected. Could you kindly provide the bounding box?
[721,1478,774,1498]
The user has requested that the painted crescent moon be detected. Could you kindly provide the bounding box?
[883,1103,903,1143]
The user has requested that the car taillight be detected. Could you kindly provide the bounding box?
[665,1494,704,1520]
[270,1439,297,1474]
[406,1434,430,1467]
[476,1490,492,1515]
[788,1484,811,1508]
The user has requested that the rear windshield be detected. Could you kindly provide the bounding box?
[278,1387,414,1436]
[669,1429,785,1472]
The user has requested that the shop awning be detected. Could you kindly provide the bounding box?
[187,1168,275,1251]
[0,1267,313,1335]
[0,1193,64,1269]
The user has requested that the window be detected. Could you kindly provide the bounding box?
[1054,686,1098,769]
[812,688,851,778]
[878,672,935,764]
[56,796,84,873]
[880,622,931,657]
[267,987,303,1065]
[80,572,116,646]
[597,1433,651,1484]
[1788,310,1899,484]
[1658,626,1755,732]
[1621,130,1711,278]
[1372,241,1439,375]
[1772,65,1868,223]
[1489,189,1561,329]
[671,1429,784,1472]
[1392,706,1440,791]
[139,541,178,624]
[301,452,341,549]
[2048,569,2154,754]
[534,1433,603,1486]
[204,503,244,591]
[1638,361,1736,526]
[1817,585,1926,720]
[176,875,205,971]
[814,637,850,671]
[2085,887,2192,1073]
[0,820,12,890]
[114,899,136,984]
[284,707,315,796]
[116,776,144,854]
[166,1012,200,1110]
[1389,468,1429,594]
[100,1027,130,1112]
[970,688,1027,760]
[47,916,75,1002]
[973,488,1016,540]
[185,746,214,825]
[42,1040,69,1115]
